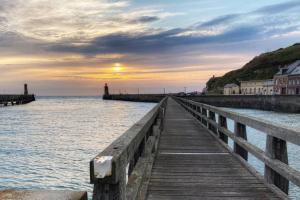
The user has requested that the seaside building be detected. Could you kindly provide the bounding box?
[262,79,274,95]
[240,80,274,95]
[274,60,300,95]
[223,83,240,95]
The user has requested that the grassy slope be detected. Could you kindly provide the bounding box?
[206,43,300,93]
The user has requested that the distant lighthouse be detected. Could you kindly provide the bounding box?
[104,83,109,96]
[103,83,112,100]
[24,84,28,95]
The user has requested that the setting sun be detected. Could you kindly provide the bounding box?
[112,63,123,72]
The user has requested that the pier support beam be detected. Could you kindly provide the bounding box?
[264,136,289,194]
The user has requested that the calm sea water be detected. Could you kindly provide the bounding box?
[0,97,156,197]
[0,97,299,199]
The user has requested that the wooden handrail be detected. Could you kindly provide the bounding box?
[90,97,167,200]
[176,97,300,195]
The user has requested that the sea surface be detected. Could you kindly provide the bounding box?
[0,97,299,199]
[0,97,156,197]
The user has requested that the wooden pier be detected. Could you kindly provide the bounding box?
[91,97,300,200]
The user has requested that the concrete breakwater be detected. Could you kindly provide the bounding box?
[104,94,300,113]
[0,94,35,106]
[103,94,166,103]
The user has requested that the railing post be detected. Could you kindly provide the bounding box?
[208,111,217,135]
[264,136,289,194]
[93,163,127,200]
[234,122,248,160]
[192,104,196,117]
[196,106,201,121]
[218,115,228,144]
[201,108,207,127]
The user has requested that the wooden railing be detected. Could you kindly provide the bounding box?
[176,97,300,197]
[90,97,167,200]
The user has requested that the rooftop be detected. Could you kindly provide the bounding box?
[240,79,273,83]
[224,83,239,88]
[276,60,300,75]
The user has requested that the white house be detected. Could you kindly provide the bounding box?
[223,83,240,95]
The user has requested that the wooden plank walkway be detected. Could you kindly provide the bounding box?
[146,98,281,200]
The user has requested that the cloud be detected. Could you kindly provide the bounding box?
[1,0,299,57]
[198,14,240,27]
[46,23,280,55]
[253,0,300,14]
[41,0,299,56]
[0,0,159,42]
[130,16,160,24]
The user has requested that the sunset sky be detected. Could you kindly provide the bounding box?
[1,0,300,95]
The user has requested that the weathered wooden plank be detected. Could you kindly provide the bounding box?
[177,97,300,195]
[146,98,282,200]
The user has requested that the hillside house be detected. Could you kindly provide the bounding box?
[274,60,300,95]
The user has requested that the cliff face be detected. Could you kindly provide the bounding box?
[206,43,300,94]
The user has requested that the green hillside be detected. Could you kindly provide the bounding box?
[206,43,300,94]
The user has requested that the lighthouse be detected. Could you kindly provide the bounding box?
[104,83,109,96]
[24,84,28,95]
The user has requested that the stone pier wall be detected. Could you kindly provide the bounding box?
[103,94,165,103]
[104,94,300,113]
[186,95,300,113]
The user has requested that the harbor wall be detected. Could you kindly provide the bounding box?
[104,94,300,113]
[103,94,165,103]
[0,94,35,106]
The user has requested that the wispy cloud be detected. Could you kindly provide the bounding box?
[1,0,300,56]
[43,0,300,56]
[253,0,300,14]
[1,0,300,95]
